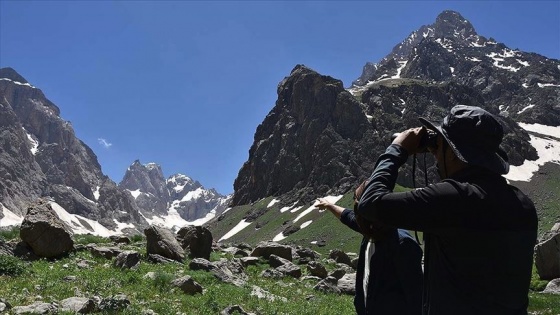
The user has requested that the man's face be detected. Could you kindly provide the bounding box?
[428,135,447,179]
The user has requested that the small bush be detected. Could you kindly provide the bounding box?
[130,234,144,243]
[0,226,21,241]
[152,271,174,292]
[0,254,26,276]
[74,234,111,245]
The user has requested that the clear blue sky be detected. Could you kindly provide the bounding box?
[1,1,559,195]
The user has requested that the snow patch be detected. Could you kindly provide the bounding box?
[218,219,252,242]
[272,232,286,242]
[391,61,408,79]
[293,195,343,223]
[0,78,36,88]
[538,83,560,88]
[128,189,142,199]
[517,105,535,114]
[267,199,280,208]
[23,128,39,155]
[300,220,312,229]
[93,186,100,201]
[50,201,127,237]
[290,206,304,213]
[0,204,23,227]
[504,123,560,182]
[182,187,205,202]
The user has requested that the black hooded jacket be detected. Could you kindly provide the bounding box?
[357,144,538,315]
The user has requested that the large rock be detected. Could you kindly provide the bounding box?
[144,225,185,262]
[171,276,204,295]
[177,225,213,260]
[250,241,292,261]
[535,233,560,280]
[19,199,73,258]
[60,297,96,314]
[542,278,560,294]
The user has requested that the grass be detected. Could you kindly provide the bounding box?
[0,245,355,314]
[0,232,557,314]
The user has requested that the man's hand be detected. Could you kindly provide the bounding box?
[392,127,427,155]
[316,198,345,219]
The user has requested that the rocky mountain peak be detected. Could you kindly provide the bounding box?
[0,67,30,84]
[433,10,478,41]
[354,10,487,86]
[120,160,168,201]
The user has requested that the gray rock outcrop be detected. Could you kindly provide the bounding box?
[535,233,560,280]
[145,225,185,262]
[19,199,73,258]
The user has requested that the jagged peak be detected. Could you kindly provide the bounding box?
[434,10,477,39]
[167,173,194,184]
[0,67,29,84]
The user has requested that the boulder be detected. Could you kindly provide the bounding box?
[12,302,57,314]
[176,225,213,260]
[328,249,352,267]
[535,233,560,280]
[171,276,204,295]
[307,261,328,279]
[542,278,560,294]
[19,199,73,258]
[60,297,96,314]
[145,225,184,262]
[250,241,292,261]
[338,273,356,295]
[113,250,140,269]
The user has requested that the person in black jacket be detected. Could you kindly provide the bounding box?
[317,191,423,315]
[356,105,538,315]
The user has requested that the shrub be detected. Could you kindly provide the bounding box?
[0,254,26,276]
[0,226,20,241]
[74,234,111,245]
[152,271,174,292]
[130,234,144,243]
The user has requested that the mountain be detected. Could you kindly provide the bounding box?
[0,68,230,235]
[353,10,560,126]
[222,10,559,244]
[119,160,231,230]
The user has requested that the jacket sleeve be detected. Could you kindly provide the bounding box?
[356,144,465,232]
[340,209,363,234]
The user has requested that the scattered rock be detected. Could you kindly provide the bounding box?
[113,250,141,269]
[60,297,96,314]
[109,235,131,244]
[328,249,352,267]
[11,302,57,314]
[250,241,292,261]
[307,261,328,278]
[171,276,204,295]
[268,254,291,268]
[276,263,302,279]
[98,294,130,312]
[338,273,356,295]
[89,246,122,259]
[313,276,341,294]
[250,285,287,302]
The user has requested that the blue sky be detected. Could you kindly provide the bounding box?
[1,1,559,195]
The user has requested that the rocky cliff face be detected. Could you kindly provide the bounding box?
[119,161,231,222]
[0,67,147,230]
[232,10,558,207]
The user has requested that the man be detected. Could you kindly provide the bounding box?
[357,105,538,315]
[317,183,423,315]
